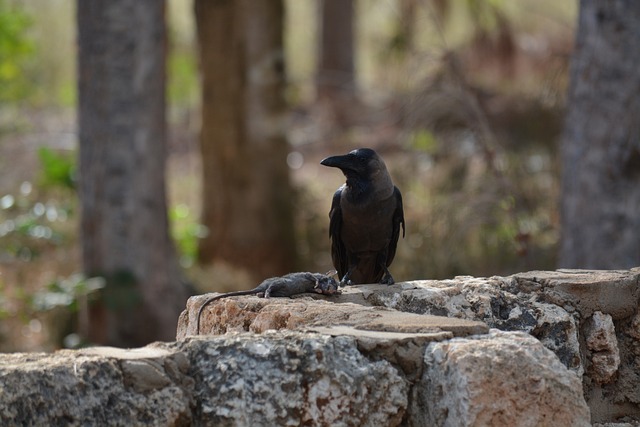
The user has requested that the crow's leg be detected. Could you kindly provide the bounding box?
[375,249,395,285]
[340,254,361,286]
[340,265,356,287]
[380,265,395,285]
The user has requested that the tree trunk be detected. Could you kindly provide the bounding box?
[195,0,296,279]
[317,0,355,100]
[559,0,640,269]
[77,0,190,346]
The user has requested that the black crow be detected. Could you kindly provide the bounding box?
[320,148,405,285]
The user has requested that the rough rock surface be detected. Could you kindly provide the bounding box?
[332,269,639,424]
[0,346,193,426]
[585,311,620,384]
[0,334,410,426]
[3,268,639,425]
[415,330,591,427]
[176,332,408,426]
[180,296,488,339]
[358,276,584,375]
[513,269,640,319]
[0,329,590,427]
[184,268,640,424]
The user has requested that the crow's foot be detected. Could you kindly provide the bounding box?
[339,277,353,287]
[380,266,395,285]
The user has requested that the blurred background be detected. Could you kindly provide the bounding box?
[0,0,621,350]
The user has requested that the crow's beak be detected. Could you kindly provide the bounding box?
[320,154,349,168]
[321,154,364,173]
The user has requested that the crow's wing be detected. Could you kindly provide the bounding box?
[386,186,405,267]
[328,187,348,279]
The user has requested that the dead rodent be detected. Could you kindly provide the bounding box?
[196,272,340,334]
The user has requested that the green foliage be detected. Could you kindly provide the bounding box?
[464,0,507,31]
[55,79,76,108]
[168,48,199,109]
[0,147,76,262]
[410,129,438,154]
[0,183,71,261]
[0,278,7,319]
[102,270,141,311]
[170,204,207,268]
[0,0,35,102]
[37,147,76,190]
[32,274,105,312]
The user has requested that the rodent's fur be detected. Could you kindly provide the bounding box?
[196,272,339,334]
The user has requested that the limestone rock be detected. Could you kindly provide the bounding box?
[0,328,598,427]
[175,332,409,427]
[309,326,452,382]
[357,276,584,375]
[585,312,620,384]
[178,296,488,340]
[4,269,638,425]
[415,329,591,427]
[0,333,410,426]
[0,345,193,426]
[178,268,640,424]
[512,269,640,320]
[627,311,640,340]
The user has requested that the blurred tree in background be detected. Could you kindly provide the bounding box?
[317,0,355,101]
[559,0,640,269]
[195,0,296,280]
[77,0,191,346]
[3,0,637,351]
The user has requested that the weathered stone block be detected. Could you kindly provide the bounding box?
[359,276,584,375]
[176,332,408,426]
[2,268,638,425]
[585,311,620,384]
[179,296,488,339]
[0,346,193,426]
[513,269,640,320]
[415,330,591,427]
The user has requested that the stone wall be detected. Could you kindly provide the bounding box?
[1,268,638,426]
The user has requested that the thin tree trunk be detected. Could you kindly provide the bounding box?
[77,0,190,346]
[317,0,355,100]
[195,0,296,279]
[559,0,640,269]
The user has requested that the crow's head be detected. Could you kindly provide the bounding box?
[320,148,387,183]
